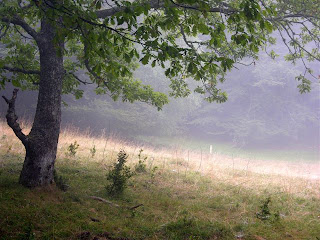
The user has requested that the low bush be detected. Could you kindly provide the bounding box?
[106,150,133,196]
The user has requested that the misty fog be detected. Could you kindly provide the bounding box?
[1,50,319,160]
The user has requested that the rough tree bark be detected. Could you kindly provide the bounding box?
[2,18,64,187]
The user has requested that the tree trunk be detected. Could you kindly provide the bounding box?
[18,18,64,187]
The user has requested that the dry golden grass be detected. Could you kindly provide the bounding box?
[0,119,319,200]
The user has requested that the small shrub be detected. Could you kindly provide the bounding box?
[150,166,158,183]
[90,145,96,158]
[66,141,79,157]
[135,149,147,173]
[256,197,280,221]
[53,170,69,191]
[106,150,133,196]
[6,145,12,154]
[256,197,271,220]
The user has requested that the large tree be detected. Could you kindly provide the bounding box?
[0,0,319,187]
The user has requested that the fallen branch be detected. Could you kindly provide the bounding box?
[89,196,144,211]
[129,204,144,210]
[90,217,100,222]
[89,196,120,207]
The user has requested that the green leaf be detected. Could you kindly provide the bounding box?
[187,62,197,74]
[151,60,156,68]
[11,79,21,87]
[140,54,150,65]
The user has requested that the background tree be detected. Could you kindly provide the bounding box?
[0,0,319,187]
[187,55,319,148]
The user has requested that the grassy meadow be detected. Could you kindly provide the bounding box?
[0,120,319,240]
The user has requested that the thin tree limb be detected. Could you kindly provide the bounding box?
[68,72,93,85]
[2,89,28,146]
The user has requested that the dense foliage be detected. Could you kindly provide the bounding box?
[1,0,319,104]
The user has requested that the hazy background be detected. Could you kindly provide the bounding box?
[1,49,319,159]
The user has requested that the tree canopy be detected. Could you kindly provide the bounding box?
[1,0,319,107]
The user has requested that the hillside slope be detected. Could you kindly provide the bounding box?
[0,121,319,240]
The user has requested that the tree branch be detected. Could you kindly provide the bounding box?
[269,13,320,22]
[95,0,163,18]
[279,21,320,62]
[1,66,40,75]
[2,89,28,146]
[168,0,236,14]
[67,72,93,85]
[1,15,40,42]
[82,40,106,85]
[2,65,94,85]
[180,24,195,50]
[95,0,236,18]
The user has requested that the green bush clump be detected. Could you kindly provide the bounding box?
[256,197,280,222]
[66,141,79,157]
[106,150,133,196]
[135,149,147,173]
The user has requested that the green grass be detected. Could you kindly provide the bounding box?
[0,151,319,240]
